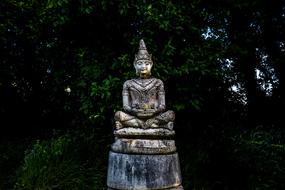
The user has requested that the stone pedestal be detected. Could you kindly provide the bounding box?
[107,152,182,190]
[107,127,184,190]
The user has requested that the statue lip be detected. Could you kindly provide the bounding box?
[139,72,151,79]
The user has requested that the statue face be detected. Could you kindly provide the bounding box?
[134,59,152,78]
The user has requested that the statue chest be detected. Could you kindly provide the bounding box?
[128,79,159,105]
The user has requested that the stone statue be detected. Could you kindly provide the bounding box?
[115,39,175,130]
[107,39,184,190]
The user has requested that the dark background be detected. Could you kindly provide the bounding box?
[1,0,285,189]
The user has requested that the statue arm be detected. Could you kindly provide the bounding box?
[157,80,166,112]
[123,95,132,112]
[122,81,139,115]
[122,81,132,113]
[123,94,138,115]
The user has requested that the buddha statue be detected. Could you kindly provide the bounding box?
[108,39,183,190]
[114,39,175,130]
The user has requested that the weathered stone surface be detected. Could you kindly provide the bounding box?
[106,39,184,189]
[114,39,175,130]
[111,138,176,154]
[107,151,182,190]
[114,127,175,138]
[107,185,184,190]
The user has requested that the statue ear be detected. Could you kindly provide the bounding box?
[133,55,138,66]
[150,54,153,65]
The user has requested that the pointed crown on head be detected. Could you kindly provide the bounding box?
[134,39,152,63]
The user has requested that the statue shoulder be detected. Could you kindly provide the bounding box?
[152,78,164,86]
[123,80,132,88]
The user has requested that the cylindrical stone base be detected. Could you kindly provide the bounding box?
[111,138,176,154]
[107,151,183,190]
[108,185,183,190]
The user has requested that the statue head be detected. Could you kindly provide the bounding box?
[134,39,153,79]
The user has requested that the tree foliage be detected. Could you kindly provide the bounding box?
[2,0,284,129]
